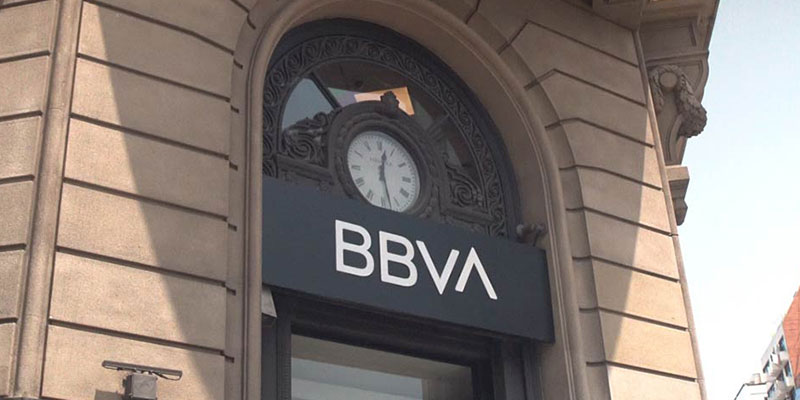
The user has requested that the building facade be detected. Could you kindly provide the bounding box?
[0,0,718,399]
[735,377,770,400]
[739,288,800,400]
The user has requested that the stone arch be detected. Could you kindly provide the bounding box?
[231,0,590,398]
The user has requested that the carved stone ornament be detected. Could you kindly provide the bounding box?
[263,27,519,237]
[648,64,708,166]
[649,65,708,139]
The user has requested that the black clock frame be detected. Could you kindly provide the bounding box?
[331,92,440,216]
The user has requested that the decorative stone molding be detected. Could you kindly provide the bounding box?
[650,65,707,138]
[649,64,708,166]
[666,165,690,225]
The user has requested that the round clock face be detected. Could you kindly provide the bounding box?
[346,130,421,212]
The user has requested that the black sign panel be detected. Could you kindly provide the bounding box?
[262,178,553,341]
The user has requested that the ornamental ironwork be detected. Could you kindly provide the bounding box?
[263,20,519,237]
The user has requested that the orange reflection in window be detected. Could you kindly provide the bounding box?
[353,87,415,115]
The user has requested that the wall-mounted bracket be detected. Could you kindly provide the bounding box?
[102,360,182,400]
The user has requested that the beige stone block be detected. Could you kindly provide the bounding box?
[42,325,224,400]
[565,210,590,258]
[244,0,281,29]
[232,15,259,68]
[225,291,243,358]
[559,168,582,209]
[0,323,14,396]
[97,0,246,50]
[72,59,229,154]
[607,364,702,400]
[79,3,232,97]
[585,364,612,400]
[227,169,244,289]
[561,121,662,188]
[0,116,40,180]
[577,168,670,232]
[539,73,652,145]
[65,118,229,216]
[0,57,48,117]
[0,181,33,246]
[526,85,560,127]
[0,0,55,60]
[512,23,644,103]
[430,0,477,21]
[580,310,604,362]
[0,251,24,320]
[473,0,526,43]
[599,311,696,378]
[592,260,688,327]
[50,252,226,349]
[58,183,227,281]
[228,61,247,125]
[225,356,243,400]
[528,0,638,64]
[499,47,535,87]
[572,259,597,309]
[466,11,508,51]
[581,211,679,279]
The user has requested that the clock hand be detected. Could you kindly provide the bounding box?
[379,151,386,182]
[380,151,392,208]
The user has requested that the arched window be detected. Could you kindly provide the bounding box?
[263,19,519,237]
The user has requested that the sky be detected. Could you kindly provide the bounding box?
[679,1,800,399]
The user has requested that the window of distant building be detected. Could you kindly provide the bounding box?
[779,336,788,352]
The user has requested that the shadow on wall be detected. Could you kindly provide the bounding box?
[39,2,246,399]
[37,0,696,398]
[532,68,695,393]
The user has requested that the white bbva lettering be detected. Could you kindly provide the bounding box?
[335,220,374,277]
[334,219,498,300]
[379,231,418,287]
[416,241,459,295]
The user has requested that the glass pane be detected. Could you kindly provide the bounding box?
[292,335,473,400]
[314,60,446,129]
[281,78,334,130]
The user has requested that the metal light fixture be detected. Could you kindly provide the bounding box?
[102,360,182,400]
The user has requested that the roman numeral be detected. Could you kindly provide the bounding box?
[398,162,406,168]
[354,151,364,158]
[366,190,374,200]
[400,188,410,198]
[364,142,371,151]
[381,197,388,207]
[355,177,365,187]
[351,165,362,171]
[401,176,411,183]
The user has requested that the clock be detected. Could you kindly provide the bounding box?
[346,130,421,212]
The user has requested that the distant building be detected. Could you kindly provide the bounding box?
[743,288,800,400]
[734,374,769,400]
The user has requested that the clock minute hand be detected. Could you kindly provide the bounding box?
[380,151,392,208]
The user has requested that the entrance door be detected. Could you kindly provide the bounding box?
[261,291,541,400]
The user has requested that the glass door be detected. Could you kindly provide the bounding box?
[262,291,540,400]
[292,335,473,400]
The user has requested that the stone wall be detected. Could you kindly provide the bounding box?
[464,1,703,398]
[0,0,709,398]
[0,0,59,396]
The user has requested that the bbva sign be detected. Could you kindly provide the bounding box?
[262,177,553,340]
[335,220,498,300]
